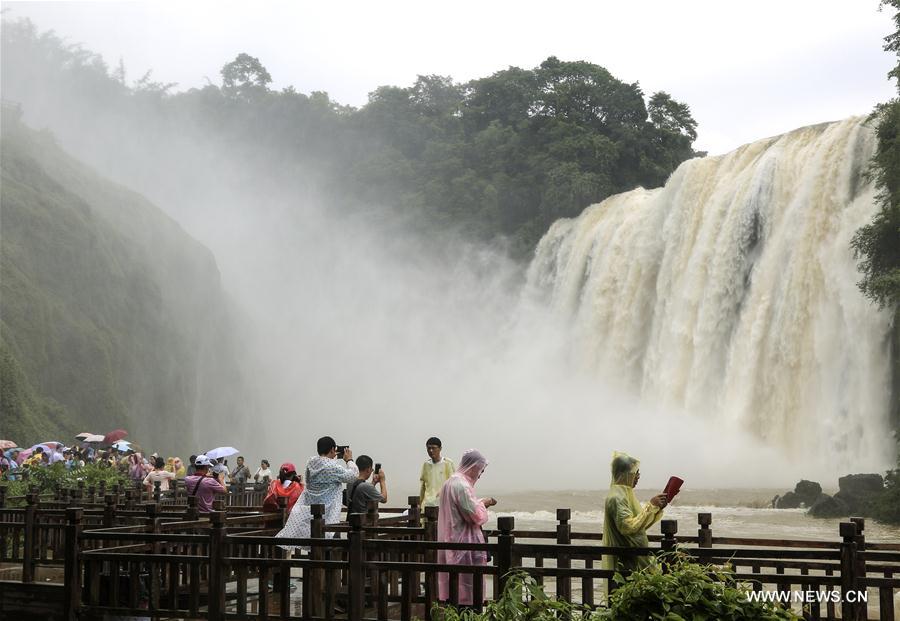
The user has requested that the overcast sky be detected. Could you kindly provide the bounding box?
[3,0,896,155]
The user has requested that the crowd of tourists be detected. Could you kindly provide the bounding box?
[1,435,670,603]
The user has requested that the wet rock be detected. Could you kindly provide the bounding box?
[835,474,885,515]
[775,491,802,509]
[793,480,822,506]
[838,473,884,495]
[808,493,850,518]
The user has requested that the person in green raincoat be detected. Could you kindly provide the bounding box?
[602,451,668,573]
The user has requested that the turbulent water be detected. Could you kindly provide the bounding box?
[525,117,894,473]
[479,489,900,543]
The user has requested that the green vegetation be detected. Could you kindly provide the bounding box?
[1,17,700,257]
[433,565,800,621]
[853,0,900,458]
[874,462,900,523]
[1,462,130,503]
[0,113,251,452]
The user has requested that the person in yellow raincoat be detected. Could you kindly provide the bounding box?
[602,451,668,574]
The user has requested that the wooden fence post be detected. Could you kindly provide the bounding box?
[145,503,162,610]
[75,480,84,503]
[840,521,859,621]
[98,480,106,500]
[697,513,712,548]
[207,511,226,619]
[424,506,438,620]
[153,480,162,504]
[660,520,677,573]
[23,491,37,583]
[556,509,571,602]
[0,485,6,508]
[87,484,96,504]
[310,503,325,617]
[496,516,515,597]
[103,494,116,528]
[366,499,379,527]
[348,513,365,621]
[186,495,198,521]
[63,507,83,621]
[849,517,868,621]
[407,496,420,528]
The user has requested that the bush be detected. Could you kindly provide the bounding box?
[596,553,801,621]
[1,462,130,503]
[432,560,801,621]
[434,572,587,621]
[873,458,900,524]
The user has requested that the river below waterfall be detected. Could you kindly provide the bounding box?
[478,488,900,543]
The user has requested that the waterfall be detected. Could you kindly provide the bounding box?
[526,117,894,472]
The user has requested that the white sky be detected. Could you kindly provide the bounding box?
[2,0,897,155]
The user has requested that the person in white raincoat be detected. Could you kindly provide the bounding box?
[277,437,358,547]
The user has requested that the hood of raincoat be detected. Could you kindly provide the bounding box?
[456,449,488,485]
[610,451,640,487]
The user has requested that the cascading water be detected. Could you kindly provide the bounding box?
[525,117,895,473]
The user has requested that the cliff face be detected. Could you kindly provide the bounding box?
[0,113,252,453]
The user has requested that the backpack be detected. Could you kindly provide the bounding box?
[344,480,364,509]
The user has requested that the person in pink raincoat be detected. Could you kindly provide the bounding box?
[437,449,497,606]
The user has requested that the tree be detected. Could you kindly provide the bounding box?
[852,1,900,310]
[220,53,272,101]
[852,0,900,447]
[648,91,697,141]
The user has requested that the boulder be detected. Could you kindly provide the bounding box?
[838,473,884,495]
[836,474,885,514]
[808,493,850,519]
[793,480,822,506]
[775,491,802,509]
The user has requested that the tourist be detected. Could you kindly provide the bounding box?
[254,459,273,486]
[262,463,304,512]
[437,449,497,606]
[601,451,667,573]
[276,436,358,545]
[346,455,388,514]
[229,456,251,490]
[212,460,229,485]
[186,455,197,476]
[143,456,176,493]
[127,454,146,487]
[184,454,227,513]
[171,456,186,478]
[420,436,454,509]
[23,447,44,467]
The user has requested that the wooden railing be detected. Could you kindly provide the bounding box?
[43,501,900,621]
[2,484,899,620]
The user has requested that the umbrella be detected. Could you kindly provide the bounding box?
[30,443,55,453]
[103,429,128,444]
[3,448,21,460]
[0,440,16,451]
[75,432,94,440]
[205,446,239,460]
[80,434,105,444]
[16,448,33,464]
[111,440,132,452]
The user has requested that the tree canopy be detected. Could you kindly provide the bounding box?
[0,18,701,256]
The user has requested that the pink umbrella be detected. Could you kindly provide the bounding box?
[16,448,33,464]
[0,440,16,451]
[103,429,128,444]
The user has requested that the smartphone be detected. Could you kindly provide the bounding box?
[374,463,381,474]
